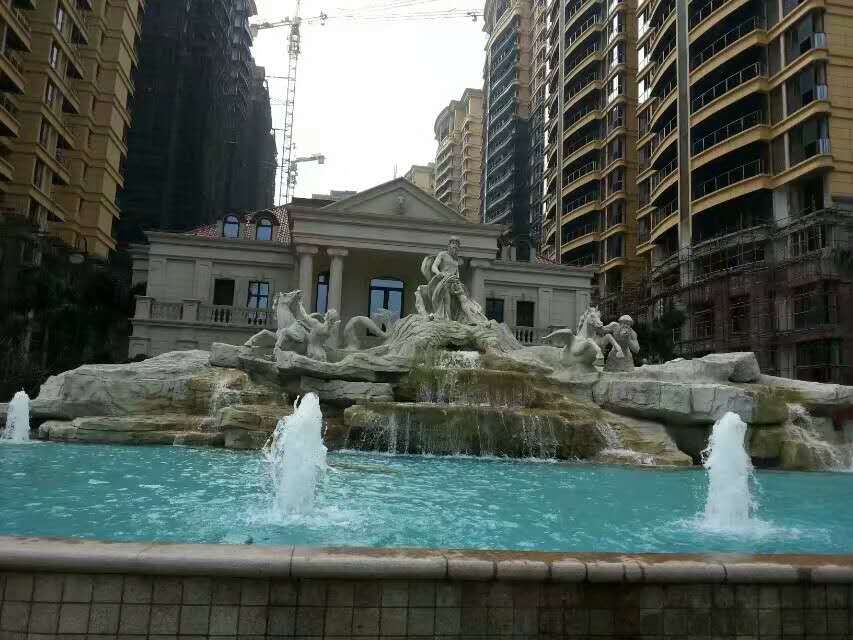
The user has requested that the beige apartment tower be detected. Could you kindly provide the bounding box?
[404,163,435,194]
[634,0,853,383]
[541,0,642,314]
[0,0,142,259]
[433,88,484,223]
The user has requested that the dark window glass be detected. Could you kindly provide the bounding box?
[516,300,535,327]
[223,215,240,239]
[368,277,404,326]
[485,298,505,323]
[316,271,329,314]
[213,279,235,306]
[256,218,273,241]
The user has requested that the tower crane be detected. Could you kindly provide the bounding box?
[252,2,328,206]
[253,2,484,205]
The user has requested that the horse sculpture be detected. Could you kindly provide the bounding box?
[543,306,623,372]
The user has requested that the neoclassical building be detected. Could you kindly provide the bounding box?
[129,179,595,357]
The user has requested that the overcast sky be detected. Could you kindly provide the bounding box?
[252,0,486,201]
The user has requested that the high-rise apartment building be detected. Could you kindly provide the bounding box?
[541,0,641,311]
[632,0,853,383]
[118,0,275,242]
[0,0,143,259]
[482,0,534,258]
[528,0,547,248]
[433,89,484,223]
[404,163,435,194]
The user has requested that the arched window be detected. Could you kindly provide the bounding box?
[369,278,404,324]
[223,214,240,239]
[255,217,273,241]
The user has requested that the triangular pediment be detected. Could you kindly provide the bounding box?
[322,178,468,223]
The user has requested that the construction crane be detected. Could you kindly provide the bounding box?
[252,1,329,206]
[253,2,483,205]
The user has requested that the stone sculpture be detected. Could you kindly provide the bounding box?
[603,315,640,372]
[343,310,397,351]
[543,307,627,373]
[416,236,488,325]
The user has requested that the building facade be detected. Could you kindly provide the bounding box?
[129,179,595,357]
[118,0,275,242]
[632,0,853,383]
[482,0,534,258]
[0,0,143,259]
[403,163,435,194]
[433,89,483,223]
[540,0,641,315]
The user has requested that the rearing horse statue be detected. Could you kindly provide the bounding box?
[543,306,623,372]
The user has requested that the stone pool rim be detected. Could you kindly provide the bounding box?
[1,536,851,584]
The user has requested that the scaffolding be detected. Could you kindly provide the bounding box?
[625,209,853,384]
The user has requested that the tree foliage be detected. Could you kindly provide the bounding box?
[633,307,686,365]
[0,250,133,399]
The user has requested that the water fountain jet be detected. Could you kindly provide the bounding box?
[700,412,756,530]
[1,391,31,443]
[265,393,327,517]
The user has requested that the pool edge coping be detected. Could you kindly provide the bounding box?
[1,537,851,583]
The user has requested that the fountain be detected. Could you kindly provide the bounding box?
[265,393,327,517]
[700,412,756,530]
[1,390,31,443]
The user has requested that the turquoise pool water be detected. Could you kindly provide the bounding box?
[1,443,851,553]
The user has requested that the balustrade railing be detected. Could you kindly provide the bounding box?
[689,0,727,29]
[691,15,764,70]
[564,160,599,187]
[691,62,764,113]
[694,159,765,199]
[692,110,764,155]
[650,157,677,191]
[151,302,183,321]
[512,326,549,346]
[563,190,600,214]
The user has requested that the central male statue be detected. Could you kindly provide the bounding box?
[417,236,488,324]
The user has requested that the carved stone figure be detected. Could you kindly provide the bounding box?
[603,315,640,372]
[342,309,397,351]
[543,306,624,372]
[416,236,488,325]
[306,309,339,362]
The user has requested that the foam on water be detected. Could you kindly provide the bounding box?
[264,393,327,518]
[1,391,31,443]
[697,412,768,534]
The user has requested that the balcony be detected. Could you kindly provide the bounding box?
[649,156,677,194]
[694,158,766,200]
[562,160,600,194]
[690,15,765,71]
[0,1,32,52]
[562,190,600,218]
[0,92,19,137]
[691,109,766,157]
[649,199,679,242]
[690,62,764,114]
[565,15,601,55]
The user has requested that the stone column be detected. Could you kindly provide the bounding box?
[134,296,153,320]
[296,245,319,311]
[182,300,200,322]
[468,259,491,307]
[326,247,349,314]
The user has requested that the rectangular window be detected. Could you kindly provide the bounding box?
[485,298,505,323]
[315,272,329,314]
[212,279,235,306]
[39,120,51,148]
[247,281,270,310]
[44,81,58,108]
[49,43,60,69]
[33,160,46,191]
[516,300,535,327]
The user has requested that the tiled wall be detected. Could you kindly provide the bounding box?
[1,571,853,639]
[0,538,851,639]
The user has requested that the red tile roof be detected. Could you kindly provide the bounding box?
[185,206,292,244]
